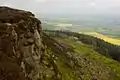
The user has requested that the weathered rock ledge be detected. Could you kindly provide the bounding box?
[0,6,43,80]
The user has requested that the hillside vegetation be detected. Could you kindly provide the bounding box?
[42,30,120,80]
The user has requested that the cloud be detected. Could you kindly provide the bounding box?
[35,0,46,3]
[0,0,120,15]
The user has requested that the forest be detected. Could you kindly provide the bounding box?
[44,30,120,61]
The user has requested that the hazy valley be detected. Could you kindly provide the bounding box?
[39,15,120,45]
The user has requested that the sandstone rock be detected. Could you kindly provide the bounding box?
[0,6,42,80]
[0,6,62,80]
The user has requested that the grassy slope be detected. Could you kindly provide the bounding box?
[43,33,120,80]
[55,37,120,80]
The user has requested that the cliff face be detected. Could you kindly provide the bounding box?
[0,7,44,80]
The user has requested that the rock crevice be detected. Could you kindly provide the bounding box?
[0,6,43,80]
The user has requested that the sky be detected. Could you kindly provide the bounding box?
[0,0,120,15]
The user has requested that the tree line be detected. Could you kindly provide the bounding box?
[44,30,120,61]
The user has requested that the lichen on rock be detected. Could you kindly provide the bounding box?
[0,6,60,80]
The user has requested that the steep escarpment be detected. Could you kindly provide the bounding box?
[43,30,120,80]
[0,7,61,80]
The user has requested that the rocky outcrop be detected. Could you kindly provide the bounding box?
[0,6,44,80]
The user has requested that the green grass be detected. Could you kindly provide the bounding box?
[43,30,120,80]
[53,37,120,80]
[56,59,79,80]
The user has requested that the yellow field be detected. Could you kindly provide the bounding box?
[80,32,120,45]
[57,18,68,20]
[55,23,73,27]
